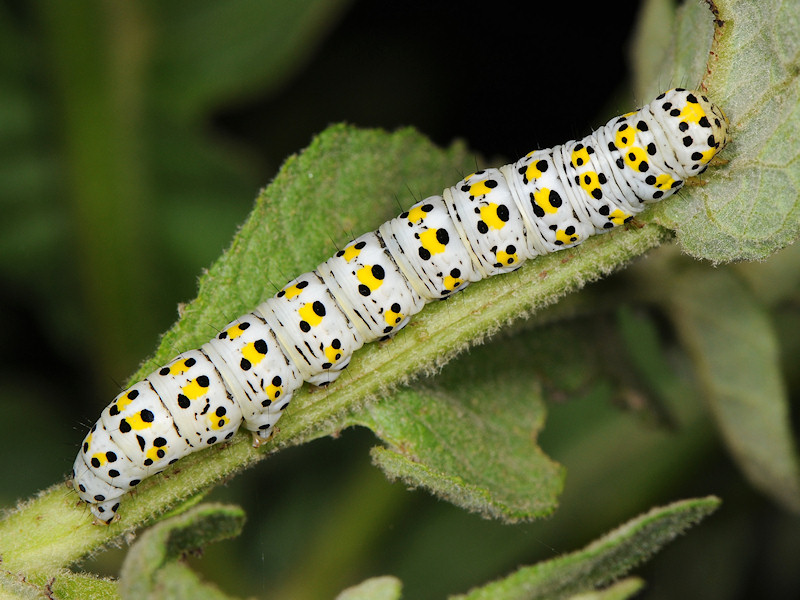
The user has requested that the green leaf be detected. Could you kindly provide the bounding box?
[118,503,246,600]
[627,0,800,511]
[642,0,800,262]
[335,576,403,600]
[355,335,564,522]
[0,570,55,600]
[27,572,119,600]
[663,265,800,512]
[450,497,720,600]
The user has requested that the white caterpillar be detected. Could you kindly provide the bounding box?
[72,89,730,524]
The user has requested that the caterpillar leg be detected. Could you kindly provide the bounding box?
[250,429,276,448]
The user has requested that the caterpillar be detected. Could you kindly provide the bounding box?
[71,89,730,524]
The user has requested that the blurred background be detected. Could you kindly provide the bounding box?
[1,1,799,598]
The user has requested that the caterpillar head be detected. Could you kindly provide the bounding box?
[698,93,731,150]
[651,88,730,178]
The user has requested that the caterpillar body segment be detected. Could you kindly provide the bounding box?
[72,89,729,523]
[318,231,426,341]
[379,195,482,299]
[203,312,302,439]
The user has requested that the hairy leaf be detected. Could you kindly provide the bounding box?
[450,497,719,600]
